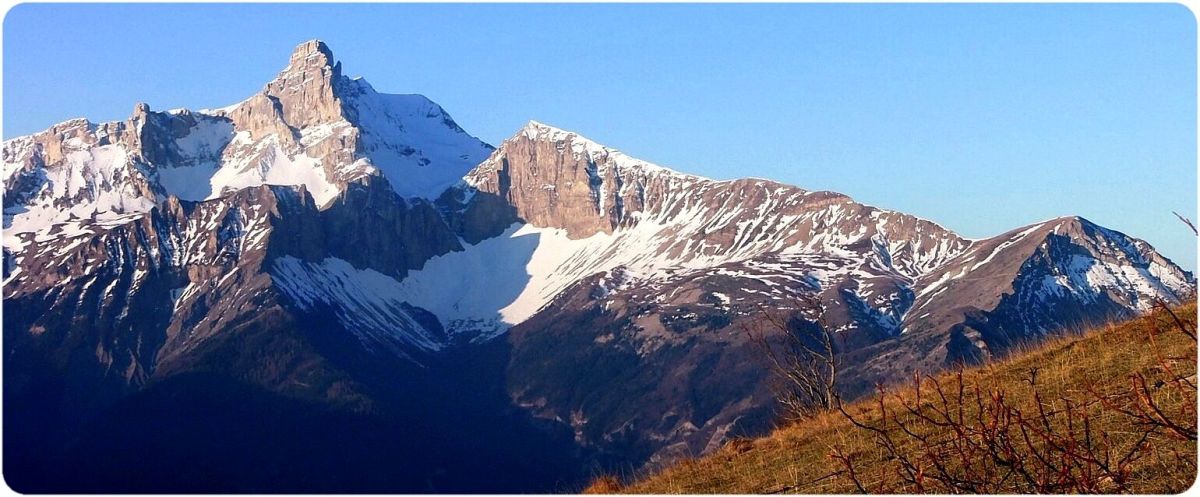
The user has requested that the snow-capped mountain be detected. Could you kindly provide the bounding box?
[3,40,1193,491]
[438,121,1194,463]
[428,121,973,333]
[3,40,492,359]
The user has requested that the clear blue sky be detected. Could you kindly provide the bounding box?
[4,3,1196,270]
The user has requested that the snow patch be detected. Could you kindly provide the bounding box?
[270,256,444,351]
[208,137,341,206]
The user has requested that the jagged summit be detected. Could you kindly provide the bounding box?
[131,102,152,119]
[252,39,349,131]
[290,39,336,65]
[276,39,340,86]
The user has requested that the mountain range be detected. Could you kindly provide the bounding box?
[3,40,1193,492]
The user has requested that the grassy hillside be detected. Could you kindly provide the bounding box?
[598,303,1197,494]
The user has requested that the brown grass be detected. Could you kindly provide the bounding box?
[598,303,1197,494]
[584,475,624,494]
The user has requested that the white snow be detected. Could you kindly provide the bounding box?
[340,82,493,199]
[396,223,616,335]
[157,163,221,202]
[1047,254,1185,311]
[207,136,341,206]
[5,71,494,249]
[4,59,1192,355]
[175,117,236,159]
[270,256,444,351]
[155,117,237,201]
[4,142,155,252]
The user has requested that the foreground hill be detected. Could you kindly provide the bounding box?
[607,301,1198,494]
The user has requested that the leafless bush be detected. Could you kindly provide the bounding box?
[1091,301,1197,444]
[832,370,1160,493]
[742,293,840,421]
[829,302,1197,493]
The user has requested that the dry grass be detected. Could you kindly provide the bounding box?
[598,303,1197,494]
[584,475,624,494]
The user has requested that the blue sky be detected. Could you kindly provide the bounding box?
[4,3,1196,269]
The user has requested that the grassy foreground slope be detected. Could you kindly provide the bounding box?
[601,303,1197,494]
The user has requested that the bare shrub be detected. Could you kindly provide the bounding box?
[742,293,841,421]
[1091,301,1197,444]
[829,302,1197,493]
[833,371,1158,492]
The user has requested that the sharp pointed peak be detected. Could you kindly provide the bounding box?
[523,119,557,130]
[255,39,349,129]
[271,39,341,87]
[130,102,151,120]
[289,39,335,65]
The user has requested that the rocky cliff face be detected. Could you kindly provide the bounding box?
[3,40,1193,491]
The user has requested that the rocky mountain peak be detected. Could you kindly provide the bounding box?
[289,39,336,68]
[511,120,681,177]
[518,120,579,142]
[473,121,706,193]
[277,39,340,83]
[131,102,152,120]
[464,123,707,238]
[259,39,347,130]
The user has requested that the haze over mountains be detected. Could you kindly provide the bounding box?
[3,40,1193,491]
